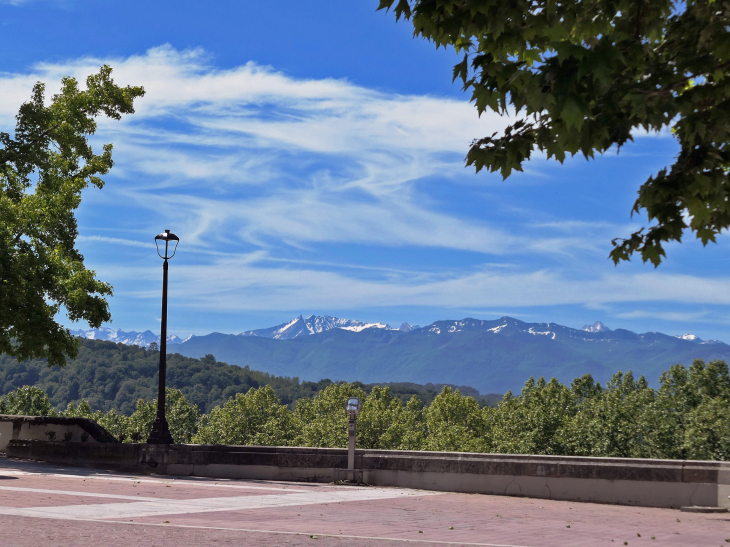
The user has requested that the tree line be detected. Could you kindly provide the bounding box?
[0,339,498,415]
[2,357,728,461]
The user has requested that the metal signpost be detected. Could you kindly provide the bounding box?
[345,397,361,481]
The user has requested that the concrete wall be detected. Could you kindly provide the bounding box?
[0,415,118,452]
[7,440,729,509]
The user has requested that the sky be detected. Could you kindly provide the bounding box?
[2,0,730,341]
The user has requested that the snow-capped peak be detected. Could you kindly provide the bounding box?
[676,333,702,342]
[70,327,184,348]
[239,315,396,340]
[582,321,611,333]
[340,322,391,332]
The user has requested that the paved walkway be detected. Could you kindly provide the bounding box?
[0,457,727,546]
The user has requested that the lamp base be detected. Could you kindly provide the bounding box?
[146,417,174,444]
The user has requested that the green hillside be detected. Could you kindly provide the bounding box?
[0,339,498,414]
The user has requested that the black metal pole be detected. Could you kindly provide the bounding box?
[147,255,174,444]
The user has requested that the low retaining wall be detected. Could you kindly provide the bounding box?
[0,415,118,452]
[6,440,729,509]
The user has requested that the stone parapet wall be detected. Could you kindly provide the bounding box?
[7,440,729,509]
[0,415,119,452]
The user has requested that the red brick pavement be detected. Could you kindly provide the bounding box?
[0,458,727,547]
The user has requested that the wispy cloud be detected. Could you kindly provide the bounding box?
[77,235,150,248]
[2,45,701,332]
[1,46,546,255]
[615,309,712,323]
[98,250,730,314]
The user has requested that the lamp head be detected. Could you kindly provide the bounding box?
[345,397,361,418]
[155,229,180,260]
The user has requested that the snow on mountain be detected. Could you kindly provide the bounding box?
[70,327,183,347]
[671,334,726,344]
[673,334,726,344]
[582,321,611,333]
[400,316,730,351]
[399,322,420,332]
[340,322,391,332]
[676,334,702,342]
[240,315,395,340]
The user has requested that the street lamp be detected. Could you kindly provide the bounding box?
[345,397,361,479]
[147,229,179,445]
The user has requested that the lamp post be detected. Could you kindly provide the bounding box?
[345,397,361,481]
[147,229,179,445]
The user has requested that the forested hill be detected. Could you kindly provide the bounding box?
[0,339,498,414]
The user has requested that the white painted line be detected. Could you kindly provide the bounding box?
[0,486,171,502]
[0,488,439,520]
[33,517,540,547]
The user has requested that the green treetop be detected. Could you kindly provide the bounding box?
[0,66,144,366]
[379,0,730,265]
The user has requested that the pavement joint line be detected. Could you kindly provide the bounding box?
[2,460,400,492]
[21,515,539,547]
[0,485,174,502]
[1,460,383,491]
[0,470,310,492]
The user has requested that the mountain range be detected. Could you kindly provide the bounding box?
[73,315,420,346]
[69,327,189,347]
[72,316,730,394]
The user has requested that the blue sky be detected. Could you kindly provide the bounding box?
[2,0,730,341]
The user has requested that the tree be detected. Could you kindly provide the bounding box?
[491,377,574,455]
[562,371,656,457]
[379,0,730,265]
[683,397,730,460]
[357,386,427,450]
[294,383,367,448]
[0,66,144,366]
[193,386,296,446]
[423,386,489,452]
[635,359,730,458]
[0,385,56,416]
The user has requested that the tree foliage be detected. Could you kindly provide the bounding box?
[0,385,56,416]
[491,377,573,455]
[379,0,730,265]
[0,67,144,366]
[193,385,296,446]
[62,388,200,444]
[424,386,489,452]
[2,350,728,460]
[293,383,367,448]
[357,386,427,450]
[562,371,656,457]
